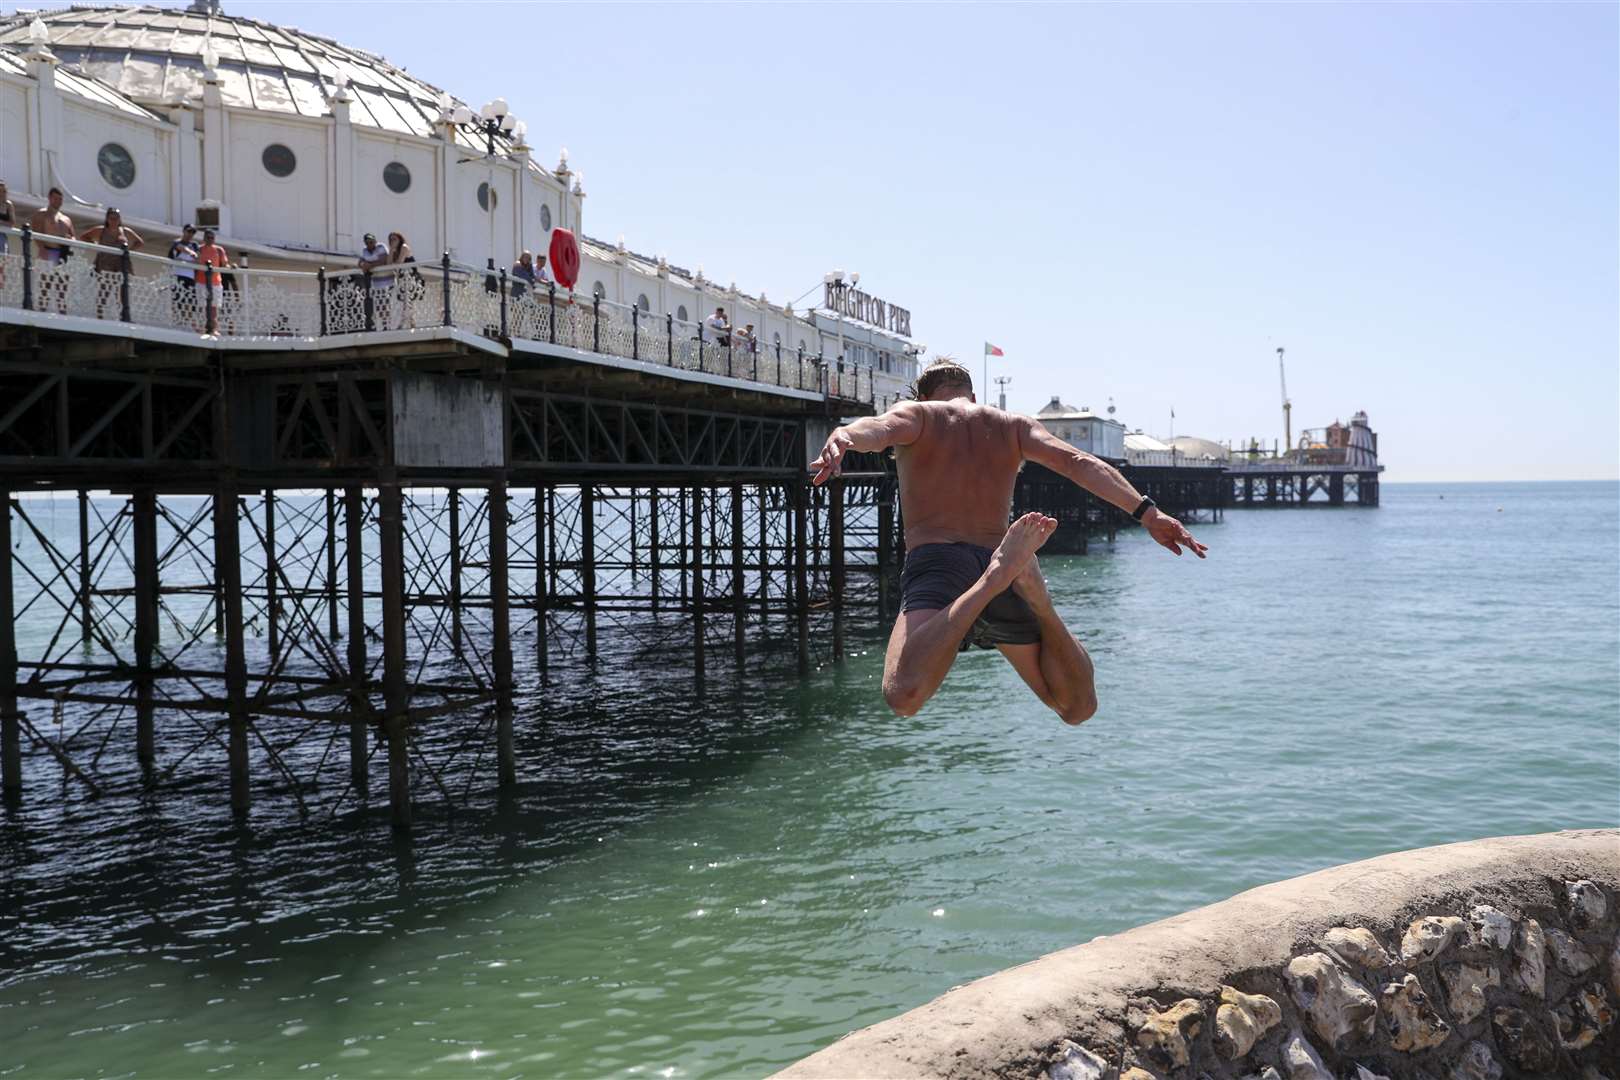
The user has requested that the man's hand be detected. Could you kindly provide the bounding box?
[810,428,855,485]
[1143,508,1208,558]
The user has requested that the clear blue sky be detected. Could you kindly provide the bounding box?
[226,1,1616,481]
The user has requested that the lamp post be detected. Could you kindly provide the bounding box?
[823,269,860,396]
[447,97,524,269]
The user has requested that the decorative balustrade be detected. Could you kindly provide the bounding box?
[0,226,880,406]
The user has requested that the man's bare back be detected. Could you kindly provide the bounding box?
[894,399,1024,550]
[809,359,1207,725]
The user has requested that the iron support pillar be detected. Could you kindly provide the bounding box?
[1,489,19,795]
[265,491,279,661]
[830,479,845,662]
[535,486,549,670]
[691,486,705,687]
[325,490,340,640]
[77,490,93,644]
[648,487,661,612]
[344,486,369,799]
[378,483,411,829]
[793,481,809,677]
[581,484,597,661]
[214,485,250,813]
[488,477,515,788]
[448,488,463,653]
[132,487,158,770]
[877,480,894,621]
[731,485,745,666]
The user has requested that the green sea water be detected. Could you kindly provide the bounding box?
[1,481,1616,1078]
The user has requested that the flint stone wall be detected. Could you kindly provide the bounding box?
[777,830,1619,1080]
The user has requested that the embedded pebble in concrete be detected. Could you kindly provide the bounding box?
[1324,927,1392,969]
[1467,905,1514,951]
[1381,973,1451,1052]
[1241,1070,1282,1080]
[1285,952,1377,1048]
[1049,1040,1113,1080]
[1352,1067,1392,1080]
[1281,1031,1330,1080]
[1440,962,1499,1024]
[1491,1005,1558,1074]
[1118,1068,1157,1080]
[1215,985,1282,1060]
[1400,915,1466,964]
[1566,879,1608,930]
[1450,1040,1503,1080]
[1545,926,1597,976]
[1513,918,1547,998]
[1554,982,1615,1051]
[1610,940,1620,1000]
[1135,998,1203,1071]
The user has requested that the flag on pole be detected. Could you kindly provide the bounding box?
[984,343,1005,357]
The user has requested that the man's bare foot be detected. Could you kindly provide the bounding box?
[986,513,1056,590]
[1010,555,1057,615]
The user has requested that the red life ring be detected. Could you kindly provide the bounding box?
[548,229,581,290]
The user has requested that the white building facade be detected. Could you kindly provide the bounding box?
[1034,397,1126,461]
[0,2,917,405]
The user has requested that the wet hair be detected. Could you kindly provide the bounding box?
[48,186,63,199]
[103,207,120,225]
[914,356,973,400]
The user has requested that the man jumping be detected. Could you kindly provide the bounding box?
[810,357,1208,725]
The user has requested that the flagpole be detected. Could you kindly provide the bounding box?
[982,342,987,405]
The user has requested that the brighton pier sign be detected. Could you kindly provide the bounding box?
[824,283,912,337]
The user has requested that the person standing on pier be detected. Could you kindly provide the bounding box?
[810,357,1207,725]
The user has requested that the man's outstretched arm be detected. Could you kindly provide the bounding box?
[810,401,926,485]
[1017,417,1209,558]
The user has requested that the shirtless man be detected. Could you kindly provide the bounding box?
[29,187,75,314]
[810,357,1207,725]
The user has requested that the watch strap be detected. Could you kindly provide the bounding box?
[1131,497,1156,521]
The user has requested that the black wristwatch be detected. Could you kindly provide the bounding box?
[1131,497,1156,521]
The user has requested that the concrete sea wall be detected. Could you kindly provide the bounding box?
[778,830,1619,1079]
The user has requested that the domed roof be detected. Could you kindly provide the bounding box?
[1166,435,1229,461]
[0,4,469,138]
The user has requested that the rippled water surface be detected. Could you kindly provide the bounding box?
[2,481,1616,1078]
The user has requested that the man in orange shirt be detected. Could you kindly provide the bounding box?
[194,228,229,336]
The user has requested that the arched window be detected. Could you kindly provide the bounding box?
[591,281,606,300]
[773,331,782,346]
[97,143,135,189]
[676,305,688,322]
[798,339,807,352]
[539,204,552,232]
[636,294,650,312]
[477,182,498,212]
[383,162,411,194]
[262,144,296,178]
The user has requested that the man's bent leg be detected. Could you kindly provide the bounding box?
[1008,559,1097,725]
[881,513,1056,717]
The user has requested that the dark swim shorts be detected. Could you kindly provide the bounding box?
[899,542,1041,651]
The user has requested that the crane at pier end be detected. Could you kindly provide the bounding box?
[1278,346,1292,457]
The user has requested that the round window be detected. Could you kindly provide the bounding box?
[636,294,650,312]
[539,204,552,231]
[262,143,297,178]
[477,181,497,212]
[97,143,135,189]
[676,305,688,322]
[591,281,606,301]
[383,161,411,194]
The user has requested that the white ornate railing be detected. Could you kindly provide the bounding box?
[0,225,879,406]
